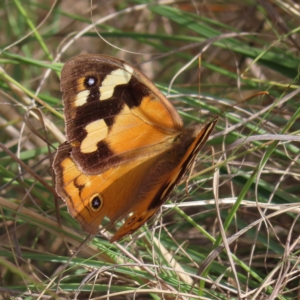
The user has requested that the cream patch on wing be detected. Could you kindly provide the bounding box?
[81,120,108,153]
[74,90,90,107]
[99,65,133,101]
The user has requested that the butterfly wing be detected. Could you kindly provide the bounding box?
[110,118,217,242]
[60,54,183,174]
[54,118,217,242]
[54,141,162,235]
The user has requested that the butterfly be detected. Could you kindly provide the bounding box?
[53,54,217,242]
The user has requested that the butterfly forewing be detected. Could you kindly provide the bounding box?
[60,54,183,175]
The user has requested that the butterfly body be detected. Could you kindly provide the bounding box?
[53,54,217,242]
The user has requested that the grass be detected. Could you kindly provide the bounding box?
[0,0,300,299]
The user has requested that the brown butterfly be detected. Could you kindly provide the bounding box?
[53,54,217,242]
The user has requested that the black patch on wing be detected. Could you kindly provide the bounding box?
[125,75,152,108]
[67,97,124,142]
[71,140,120,175]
